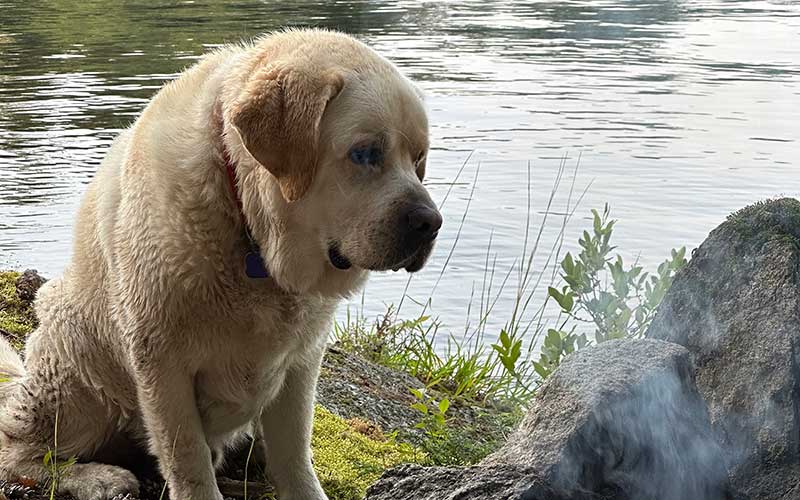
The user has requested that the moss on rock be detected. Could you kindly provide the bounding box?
[724,198,800,249]
[317,346,517,467]
[0,271,38,348]
[312,406,428,500]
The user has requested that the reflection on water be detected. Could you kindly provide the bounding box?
[1,0,798,343]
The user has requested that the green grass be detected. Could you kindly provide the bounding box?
[43,407,77,500]
[726,198,800,248]
[312,406,427,500]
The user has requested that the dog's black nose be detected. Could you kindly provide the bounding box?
[406,206,443,240]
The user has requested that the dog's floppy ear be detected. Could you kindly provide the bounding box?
[230,63,343,202]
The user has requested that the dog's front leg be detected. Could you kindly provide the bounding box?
[259,350,328,500]
[133,360,222,500]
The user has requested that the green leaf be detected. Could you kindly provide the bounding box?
[499,329,511,348]
[438,399,450,415]
[563,275,579,290]
[499,354,516,374]
[545,329,562,347]
[548,287,574,313]
[510,339,522,363]
[592,209,602,235]
[562,253,575,274]
[533,361,550,380]
[411,402,428,414]
[618,308,632,329]
[582,231,592,248]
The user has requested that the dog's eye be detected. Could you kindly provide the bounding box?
[349,144,383,167]
[414,151,427,180]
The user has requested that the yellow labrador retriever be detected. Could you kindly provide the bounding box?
[0,29,440,500]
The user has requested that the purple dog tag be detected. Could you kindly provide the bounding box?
[245,251,269,279]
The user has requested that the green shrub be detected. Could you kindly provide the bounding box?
[408,387,515,466]
[536,205,687,380]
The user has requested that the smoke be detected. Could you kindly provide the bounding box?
[499,340,744,500]
[552,367,734,500]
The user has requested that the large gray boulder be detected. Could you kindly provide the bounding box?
[647,198,800,499]
[366,339,731,500]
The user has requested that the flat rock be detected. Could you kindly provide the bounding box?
[365,464,573,500]
[647,198,800,499]
[317,345,428,438]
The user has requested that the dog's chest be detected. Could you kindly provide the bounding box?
[194,292,333,436]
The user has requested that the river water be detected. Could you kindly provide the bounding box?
[1,0,798,348]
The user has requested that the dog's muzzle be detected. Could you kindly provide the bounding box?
[328,203,442,273]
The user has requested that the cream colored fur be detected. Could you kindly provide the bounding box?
[0,29,437,500]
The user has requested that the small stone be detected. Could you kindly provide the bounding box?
[14,269,45,303]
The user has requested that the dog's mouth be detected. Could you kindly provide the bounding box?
[389,250,424,273]
[328,245,353,270]
[391,241,434,273]
[328,240,434,273]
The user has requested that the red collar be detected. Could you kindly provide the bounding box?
[222,148,244,213]
[221,147,269,279]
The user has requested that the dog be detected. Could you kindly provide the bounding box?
[0,28,441,500]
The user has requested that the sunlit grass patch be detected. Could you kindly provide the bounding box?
[313,405,427,500]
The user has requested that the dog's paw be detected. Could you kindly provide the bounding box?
[63,463,140,500]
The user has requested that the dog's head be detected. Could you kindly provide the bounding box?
[224,30,441,296]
